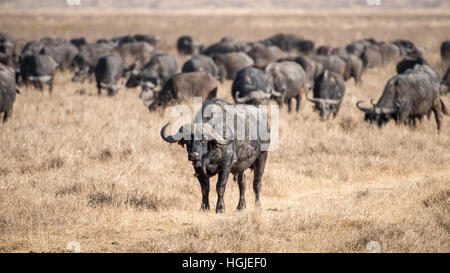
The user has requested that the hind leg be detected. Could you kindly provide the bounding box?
[2,111,9,123]
[295,94,301,112]
[432,108,442,131]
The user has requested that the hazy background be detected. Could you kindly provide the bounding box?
[1,0,449,10]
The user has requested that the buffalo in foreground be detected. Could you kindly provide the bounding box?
[160,98,270,213]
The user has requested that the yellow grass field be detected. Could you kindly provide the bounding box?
[0,9,449,253]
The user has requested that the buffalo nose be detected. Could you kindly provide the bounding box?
[189,152,200,161]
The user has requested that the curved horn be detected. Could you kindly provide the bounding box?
[356,100,372,113]
[370,99,377,106]
[235,91,251,103]
[305,88,322,103]
[270,87,282,97]
[198,123,230,145]
[253,90,272,99]
[160,122,186,143]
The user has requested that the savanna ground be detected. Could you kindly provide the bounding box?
[0,9,449,253]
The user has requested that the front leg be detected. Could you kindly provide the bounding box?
[295,93,301,112]
[216,166,231,213]
[236,172,246,211]
[197,175,210,211]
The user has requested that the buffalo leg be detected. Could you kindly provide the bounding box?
[295,94,301,112]
[432,107,442,131]
[236,172,246,211]
[197,175,210,211]
[253,151,268,206]
[2,111,8,123]
[286,97,292,112]
[48,79,53,94]
[216,167,231,213]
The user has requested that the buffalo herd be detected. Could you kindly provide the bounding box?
[1,31,449,212]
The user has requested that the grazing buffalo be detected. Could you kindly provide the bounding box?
[378,42,401,63]
[391,39,422,58]
[160,98,270,213]
[177,35,200,55]
[296,39,315,55]
[19,54,58,92]
[118,41,154,69]
[212,52,254,80]
[306,70,345,120]
[0,63,19,122]
[262,33,304,52]
[396,57,428,74]
[340,54,364,84]
[316,45,332,56]
[181,54,220,81]
[441,40,450,62]
[72,42,115,82]
[140,72,218,111]
[247,43,286,69]
[232,67,279,106]
[201,39,245,56]
[265,61,309,112]
[313,55,346,77]
[95,55,124,96]
[357,65,448,131]
[70,37,87,49]
[126,53,177,88]
[361,45,383,68]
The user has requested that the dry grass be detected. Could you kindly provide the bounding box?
[0,9,449,253]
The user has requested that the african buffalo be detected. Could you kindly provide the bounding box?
[441,40,450,62]
[212,52,254,81]
[181,54,220,81]
[305,70,345,120]
[72,42,115,83]
[357,65,448,130]
[160,98,270,213]
[232,67,280,106]
[177,35,200,55]
[19,54,58,92]
[313,55,346,77]
[265,61,309,112]
[247,43,286,69]
[140,72,218,111]
[126,53,177,88]
[95,55,124,96]
[441,65,450,95]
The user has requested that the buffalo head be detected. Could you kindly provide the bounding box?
[160,122,231,174]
